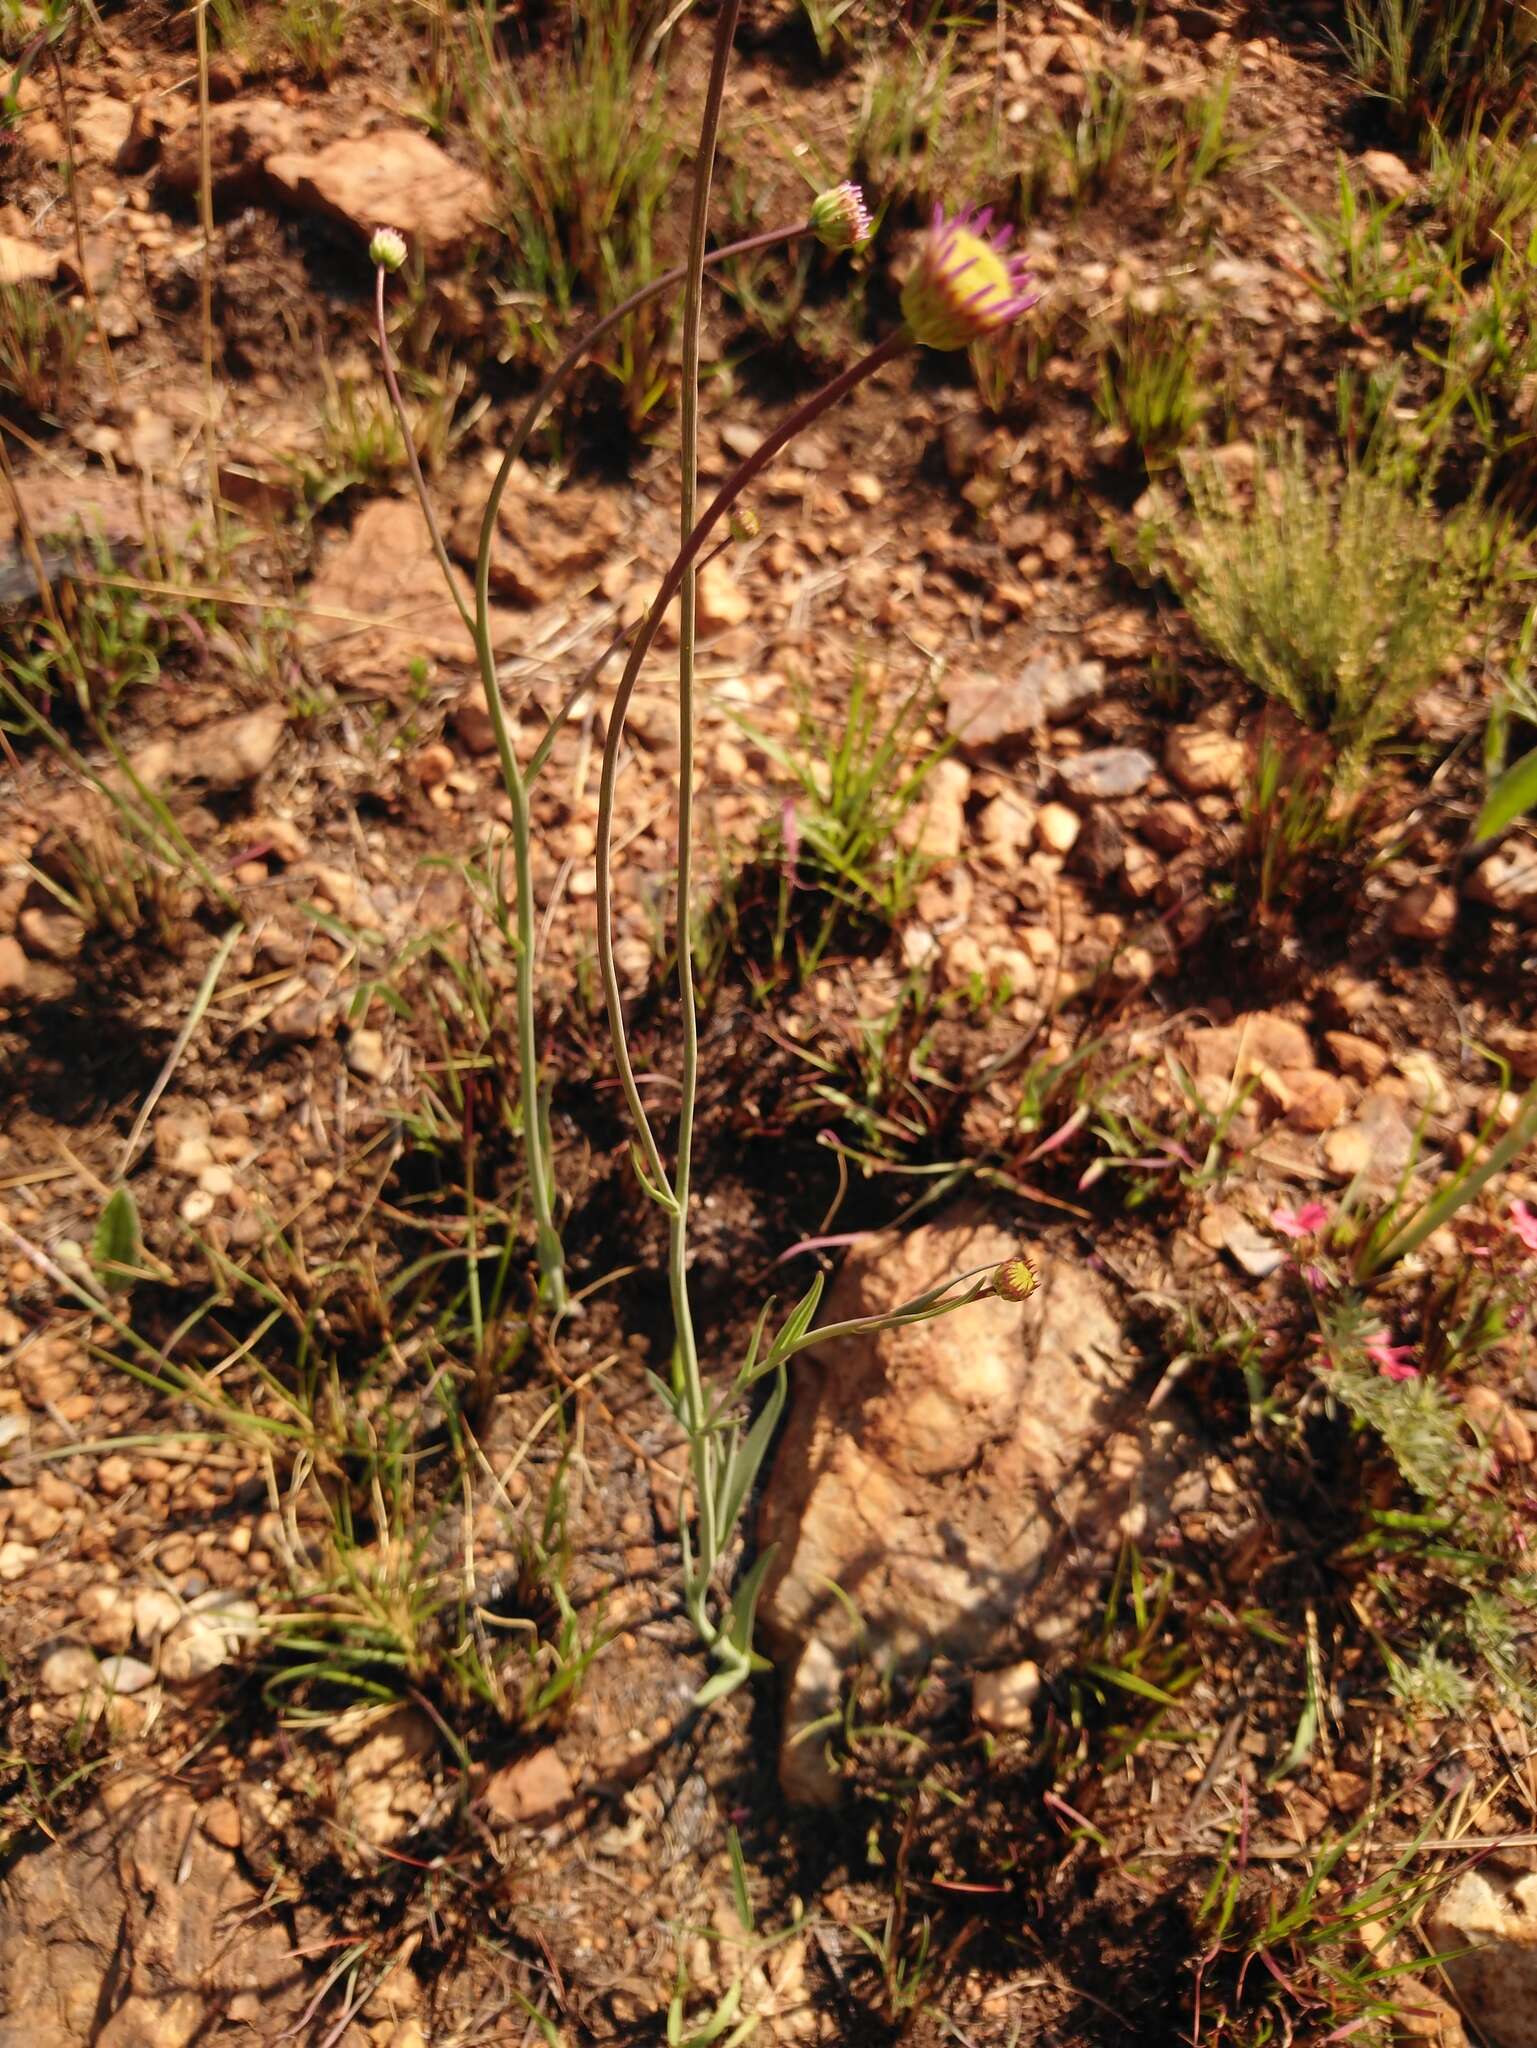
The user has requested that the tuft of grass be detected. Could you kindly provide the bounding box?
[0,280,90,423]
[3,539,172,722]
[1476,600,1537,840]
[1284,158,1433,331]
[468,0,682,436]
[273,0,348,81]
[1237,715,1375,919]
[1340,0,1536,139]
[849,30,958,208]
[1193,1801,1458,2048]
[299,360,472,510]
[1093,304,1207,469]
[1172,437,1500,769]
[1427,115,1537,268]
[262,1423,602,1726]
[303,374,405,505]
[702,666,952,994]
[783,965,948,1162]
[23,793,193,947]
[1054,59,1142,209]
[1152,64,1252,215]
[796,0,860,63]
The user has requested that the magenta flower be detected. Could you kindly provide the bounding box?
[1271,1200,1330,1240]
[1511,1199,1537,1255]
[1365,1331,1418,1381]
[901,205,1038,351]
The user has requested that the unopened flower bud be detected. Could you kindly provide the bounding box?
[991,1255,1038,1302]
[901,205,1037,351]
[729,506,760,542]
[810,181,873,252]
[369,226,407,272]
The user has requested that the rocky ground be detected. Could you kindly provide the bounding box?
[3,0,1537,2043]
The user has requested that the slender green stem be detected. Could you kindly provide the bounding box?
[1356,1081,1537,1283]
[376,224,806,1323]
[373,271,565,1314]
[596,329,912,1194]
[782,1269,997,1360]
[374,267,473,639]
[671,0,743,1606]
[472,223,805,653]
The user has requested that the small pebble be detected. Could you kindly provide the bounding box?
[40,1643,101,1695]
[97,1654,156,1695]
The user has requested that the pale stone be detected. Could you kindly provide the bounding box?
[1164,723,1246,797]
[1036,802,1080,854]
[1389,883,1456,943]
[40,1644,101,1695]
[972,1660,1042,1732]
[265,128,493,266]
[482,1747,577,1827]
[1428,1864,1537,2048]
[96,1655,155,1696]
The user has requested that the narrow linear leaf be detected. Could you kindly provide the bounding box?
[92,1186,143,1293]
[1473,746,1537,844]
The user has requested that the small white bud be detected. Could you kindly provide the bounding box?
[369,226,407,272]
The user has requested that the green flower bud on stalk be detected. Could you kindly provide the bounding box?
[810,181,874,252]
[991,1256,1039,1302]
[369,226,407,272]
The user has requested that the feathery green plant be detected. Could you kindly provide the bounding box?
[1175,438,1496,769]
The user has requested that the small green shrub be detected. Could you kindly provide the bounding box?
[1174,439,1498,766]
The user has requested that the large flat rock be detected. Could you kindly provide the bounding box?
[0,1774,311,2045]
[299,496,518,692]
[758,1210,1178,1802]
[265,128,493,267]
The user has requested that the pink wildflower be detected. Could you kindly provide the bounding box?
[1365,1331,1418,1381]
[1271,1200,1330,1241]
[901,205,1038,351]
[1511,1199,1537,1255]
